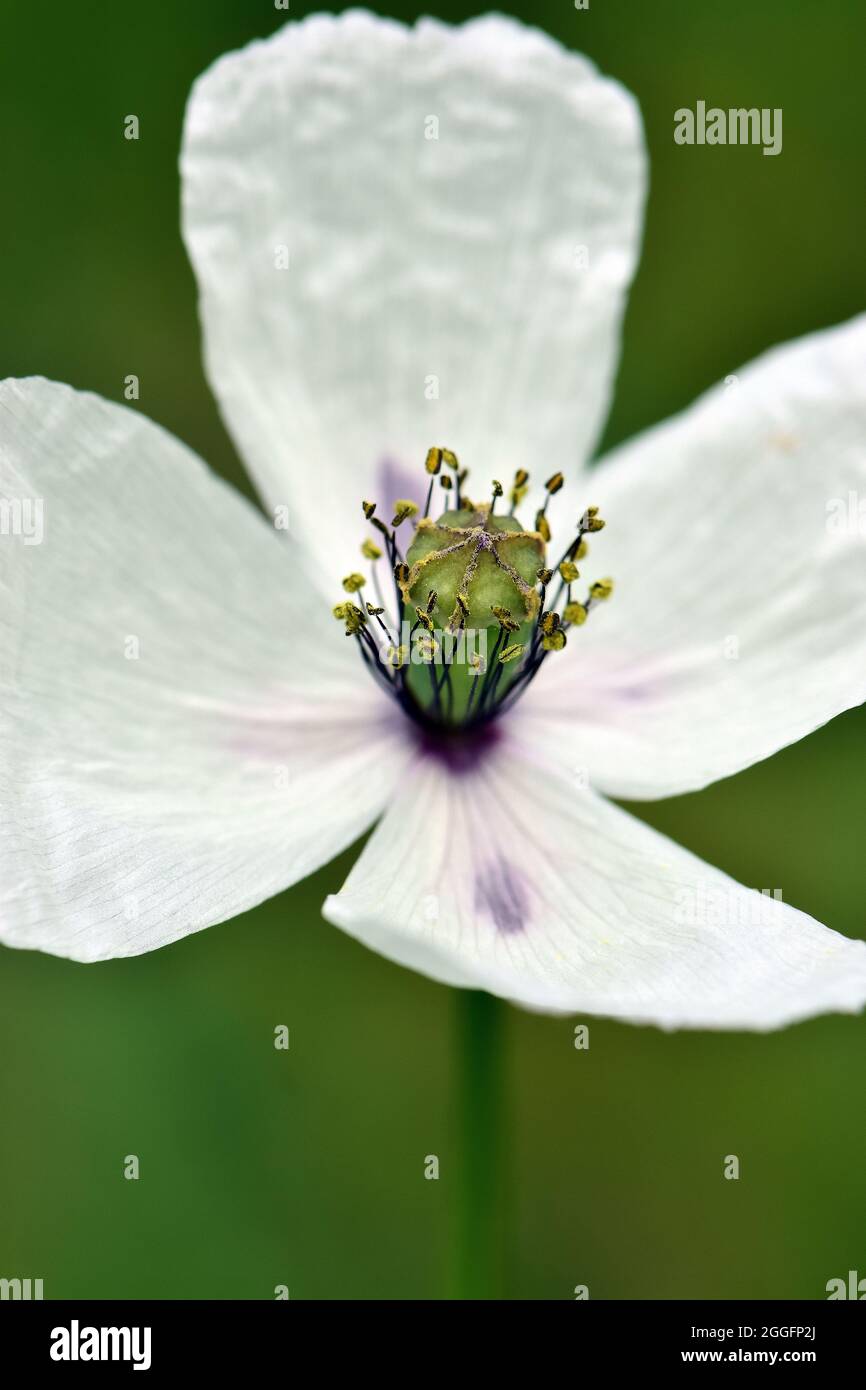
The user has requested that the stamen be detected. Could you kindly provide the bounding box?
[365,602,396,648]
[491,605,520,635]
[475,625,508,714]
[563,600,587,626]
[447,590,470,635]
[422,449,443,517]
[392,500,419,528]
[508,469,529,516]
[500,643,524,663]
[333,600,367,637]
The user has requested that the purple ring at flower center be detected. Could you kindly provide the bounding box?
[411,718,502,775]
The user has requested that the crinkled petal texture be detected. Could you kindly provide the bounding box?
[518,315,866,799]
[324,742,866,1029]
[0,379,403,961]
[181,10,646,576]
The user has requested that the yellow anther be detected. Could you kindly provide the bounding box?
[366,602,384,616]
[415,607,434,631]
[559,560,579,584]
[387,644,409,668]
[590,578,614,600]
[545,471,564,495]
[563,601,588,626]
[514,468,529,488]
[342,572,366,593]
[542,629,567,652]
[394,562,410,584]
[491,480,504,498]
[510,485,529,509]
[582,507,605,532]
[447,591,469,633]
[540,611,561,636]
[491,604,519,633]
[392,500,419,527]
[535,510,551,543]
[425,447,443,475]
[468,651,487,677]
[337,602,366,635]
[442,448,460,470]
[440,474,453,490]
[537,567,553,586]
[361,538,383,560]
[500,643,525,664]
[362,500,376,519]
[416,634,439,662]
[575,539,588,560]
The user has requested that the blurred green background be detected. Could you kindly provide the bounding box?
[1,0,864,1300]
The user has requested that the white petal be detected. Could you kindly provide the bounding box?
[0,378,403,961]
[181,11,646,578]
[520,315,866,798]
[324,744,866,1030]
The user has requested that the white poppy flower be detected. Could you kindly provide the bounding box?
[2,12,865,1031]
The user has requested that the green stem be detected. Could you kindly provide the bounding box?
[451,990,505,1299]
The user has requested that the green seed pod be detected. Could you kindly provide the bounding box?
[403,505,545,629]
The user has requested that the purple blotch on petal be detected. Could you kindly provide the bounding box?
[475,857,530,935]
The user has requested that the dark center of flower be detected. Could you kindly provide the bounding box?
[333,447,613,738]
